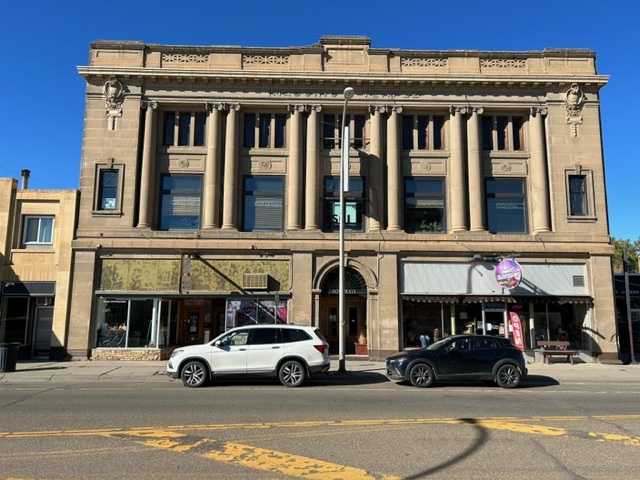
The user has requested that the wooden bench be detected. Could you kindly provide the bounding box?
[536,340,577,364]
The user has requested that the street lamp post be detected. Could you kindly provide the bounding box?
[338,86,354,373]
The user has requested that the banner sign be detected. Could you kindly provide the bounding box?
[509,311,525,350]
[494,258,523,290]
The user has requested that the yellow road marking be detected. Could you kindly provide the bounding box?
[202,442,400,480]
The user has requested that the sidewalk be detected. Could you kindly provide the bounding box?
[2,357,640,385]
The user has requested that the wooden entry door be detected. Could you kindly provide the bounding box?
[180,300,206,345]
[320,297,366,355]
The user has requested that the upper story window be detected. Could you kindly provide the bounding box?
[243,113,287,148]
[322,114,366,150]
[401,114,445,150]
[97,169,118,211]
[242,176,284,232]
[323,176,364,232]
[22,216,54,248]
[485,178,527,234]
[158,174,202,230]
[482,115,524,151]
[568,175,588,216]
[162,111,206,147]
[404,178,445,233]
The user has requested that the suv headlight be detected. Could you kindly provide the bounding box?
[170,349,184,358]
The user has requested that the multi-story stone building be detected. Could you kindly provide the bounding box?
[0,172,78,360]
[68,35,615,362]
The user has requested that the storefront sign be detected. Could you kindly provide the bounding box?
[509,311,525,350]
[494,258,523,289]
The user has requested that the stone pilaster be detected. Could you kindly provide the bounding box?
[467,107,484,231]
[386,106,402,231]
[448,106,468,232]
[305,106,322,230]
[221,104,240,231]
[530,106,551,234]
[137,100,157,228]
[368,105,391,232]
[203,103,224,229]
[286,104,306,230]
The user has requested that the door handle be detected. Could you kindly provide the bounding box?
[272,346,280,349]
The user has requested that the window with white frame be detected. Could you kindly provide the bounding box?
[22,215,54,247]
[401,114,445,150]
[481,115,525,151]
[161,111,207,147]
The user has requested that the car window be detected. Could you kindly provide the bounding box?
[472,337,497,350]
[249,328,280,345]
[281,328,311,343]
[448,337,470,351]
[221,330,249,346]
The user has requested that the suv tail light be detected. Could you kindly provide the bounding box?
[314,344,327,354]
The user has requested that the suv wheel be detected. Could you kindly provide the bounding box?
[409,363,434,388]
[495,363,521,388]
[279,360,305,387]
[181,360,208,388]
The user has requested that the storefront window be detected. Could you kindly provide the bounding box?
[531,302,588,350]
[96,298,172,348]
[225,299,288,329]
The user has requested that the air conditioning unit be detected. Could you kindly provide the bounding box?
[243,273,269,290]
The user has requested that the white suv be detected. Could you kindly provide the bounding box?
[166,324,330,388]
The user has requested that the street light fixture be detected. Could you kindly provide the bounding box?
[338,86,354,373]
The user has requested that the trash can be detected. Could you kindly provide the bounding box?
[0,342,20,372]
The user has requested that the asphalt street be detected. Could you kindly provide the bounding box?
[2,356,640,386]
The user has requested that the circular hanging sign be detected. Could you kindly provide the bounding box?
[494,258,523,290]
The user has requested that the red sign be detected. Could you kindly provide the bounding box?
[509,312,524,350]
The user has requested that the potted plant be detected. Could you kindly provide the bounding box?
[355,333,368,355]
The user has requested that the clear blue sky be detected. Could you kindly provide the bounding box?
[2,1,638,241]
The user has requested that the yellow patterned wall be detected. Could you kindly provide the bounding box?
[99,258,290,292]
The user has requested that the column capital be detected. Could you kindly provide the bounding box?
[207,102,239,112]
[287,104,308,114]
[140,100,157,110]
[469,106,484,115]
[449,106,470,116]
[368,105,393,115]
[530,106,548,117]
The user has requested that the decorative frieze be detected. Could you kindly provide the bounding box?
[162,53,209,64]
[244,55,290,65]
[480,58,527,69]
[401,57,448,68]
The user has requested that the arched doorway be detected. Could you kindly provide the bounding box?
[320,267,367,355]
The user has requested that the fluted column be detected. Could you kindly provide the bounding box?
[367,105,388,232]
[386,106,402,231]
[286,104,305,230]
[305,106,321,230]
[530,107,551,233]
[137,100,157,228]
[221,104,240,230]
[203,103,223,229]
[467,107,484,231]
[448,106,468,232]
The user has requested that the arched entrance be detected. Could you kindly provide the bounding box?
[320,267,367,355]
